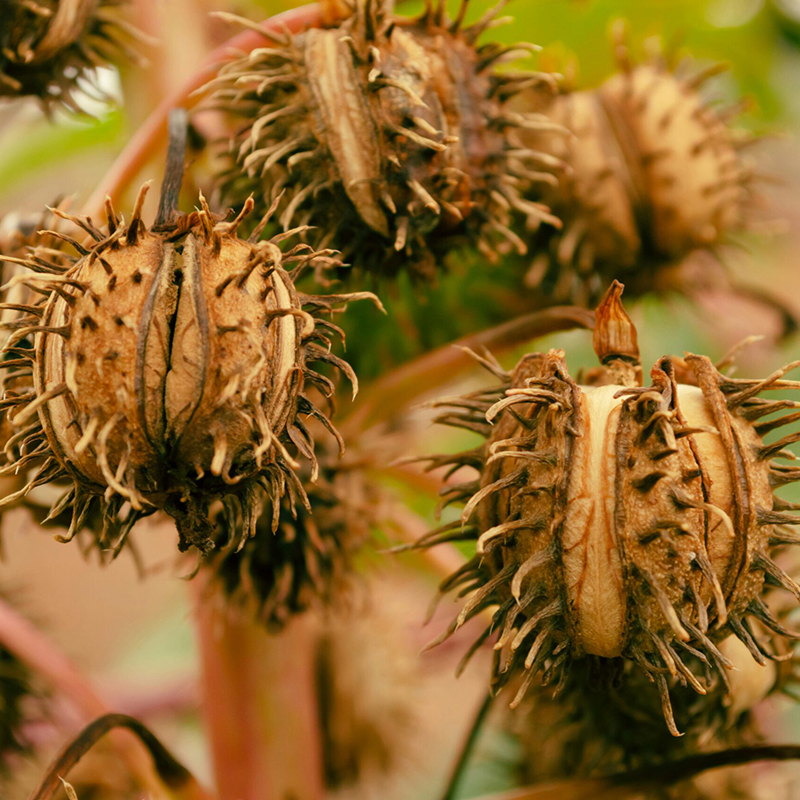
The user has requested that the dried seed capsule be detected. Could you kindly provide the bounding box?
[208,446,379,629]
[513,634,778,782]
[417,281,800,734]
[209,0,561,279]
[518,38,759,308]
[0,0,138,109]
[0,187,381,556]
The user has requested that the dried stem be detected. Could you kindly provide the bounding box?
[154,108,188,228]
[192,579,325,800]
[81,4,323,219]
[441,691,495,800]
[342,306,595,435]
[479,744,800,799]
[0,597,188,799]
[28,713,211,800]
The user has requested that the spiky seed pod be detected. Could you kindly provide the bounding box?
[209,0,562,279]
[209,445,379,629]
[0,210,76,509]
[0,0,138,109]
[518,42,756,305]
[316,582,421,791]
[513,635,776,784]
[0,186,381,557]
[415,281,800,735]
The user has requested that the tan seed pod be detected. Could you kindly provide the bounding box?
[415,281,800,735]
[208,0,562,279]
[0,186,382,556]
[518,38,758,307]
[0,0,140,109]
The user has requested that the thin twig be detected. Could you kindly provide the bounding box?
[154,108,188,228]
[342,306,595,435]
[81,4,323,219]
[28,713,212,800]
[441,691,495,800]
[478,743,800,799]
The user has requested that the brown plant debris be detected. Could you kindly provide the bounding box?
[413,280,800,735]
[208,0,562,280]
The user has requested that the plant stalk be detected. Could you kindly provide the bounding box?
[81,3,323,219]
[192,579,326,800]
[28,713,210,800]
[342,306,595,435]
[441,691,495,800]
[0,598,189,799]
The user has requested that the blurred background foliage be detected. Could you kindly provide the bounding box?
[1,1,800,798]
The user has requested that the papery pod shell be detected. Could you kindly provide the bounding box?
[416,282,800,735]
[0,188,381,556]
[209,0,562,279]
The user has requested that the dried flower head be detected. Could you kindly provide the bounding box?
[209,445,379,629]
[513,633,778,785]
[0,0,138,109]
[0,185,381,557]
[415,281,800,735]
[519,32,758,306]
[208,0,561,279]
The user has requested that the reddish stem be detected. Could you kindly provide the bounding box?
[342,306,595,435]
[81,3,323,219]
[193,580,325,800]
[0,598,193,799]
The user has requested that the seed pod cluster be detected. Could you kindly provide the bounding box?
[0,185,381,557]
[416,282,800,734]
[518,39,756,306]
[0,0,136,109]
[209,446,379,629]
[209,0,562,279]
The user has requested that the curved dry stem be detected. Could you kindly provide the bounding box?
[81,3,323,219]
[0,598,181,799]
[28,713,212,800]
[342,306,595,435]
[479,744,800,799]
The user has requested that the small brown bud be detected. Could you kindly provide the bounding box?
[593,280,640,378]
